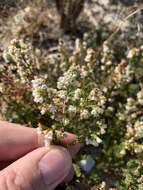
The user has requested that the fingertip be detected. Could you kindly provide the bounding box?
[67,143,81,157]
[60,132,77,145]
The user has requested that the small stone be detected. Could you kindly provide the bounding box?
[78,155,95,173]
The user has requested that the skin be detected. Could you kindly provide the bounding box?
[0,121,80,190]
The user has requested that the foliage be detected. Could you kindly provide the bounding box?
[0,36,143,189]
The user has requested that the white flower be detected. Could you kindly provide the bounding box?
[84,48,94,62]
[91,107,103,117]
[80,67,88,78]
[57,70,76,89]
[91,108,97,116]
[138,99,143,105]
[40,107,47,115]
[73,88,81,100]
[125,97,136,112]
[96,136,102,144]
[75,38,81,53]
[134,145,143,154]
[88,89,96,101]
[63,118,70,126]
[101,181,106,188]
[32,88,44,103]
[127,98,135,106]
[48,104,57,114]
[34,96,43,103]
[57,77,66,89]
[127,49,136,59]
[101,65,106,71]
[100,128,106,135]
[32,78,48,104]
[68,105,77,114]
[103,43,110,53]
[100,98,106,106]
[137,90,143,105]
[0,83,4,93]
[106,60,112,66]
[44,131,53,147]
[58,90,67,100]
[80,109,89,119]
[134,121,143,139]
[137,91,143,99]
[120,149,126,156]
[31,78,44,88]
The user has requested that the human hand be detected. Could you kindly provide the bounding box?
[0,121,80,190]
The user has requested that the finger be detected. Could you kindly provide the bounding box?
[0,121,43,161]
[67,144,81,157]
[0,121,80,161]
[60,132,77,145]
[0,161,13,171]
[60,132,81,157]
[0,146,72,190]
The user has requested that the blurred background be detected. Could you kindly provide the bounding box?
[0,0,143,52]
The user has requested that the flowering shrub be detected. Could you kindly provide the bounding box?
[0,38,143,189]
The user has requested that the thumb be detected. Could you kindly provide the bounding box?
[0,146,72,190]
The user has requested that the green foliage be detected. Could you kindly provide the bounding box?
[73,164,82,178]
[0,37,143,189]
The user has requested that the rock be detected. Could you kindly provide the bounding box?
[78,155,95,173]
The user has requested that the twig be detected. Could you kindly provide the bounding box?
[105,7,143,43]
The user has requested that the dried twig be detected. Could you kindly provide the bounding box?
[105,7,143,43]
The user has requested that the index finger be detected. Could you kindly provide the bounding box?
[0,121,80,161]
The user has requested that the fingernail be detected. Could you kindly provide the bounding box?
[38,148,71,186]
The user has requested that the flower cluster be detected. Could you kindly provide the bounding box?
[0,38,143,189]
[2,39,37,84]
[31,62,107,143]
